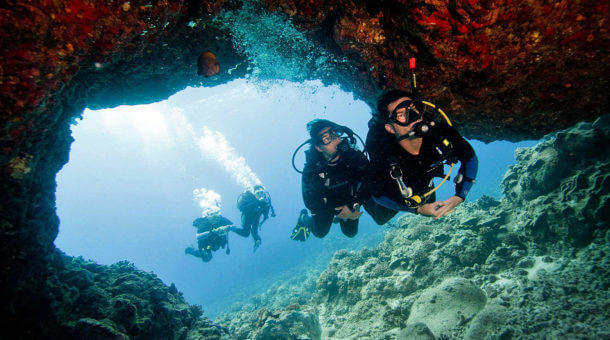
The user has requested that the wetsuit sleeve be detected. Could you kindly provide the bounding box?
[349,149,372,204]
[302,170,328,214]
[196,231,211,240]
[445,125,478,200]
[365,125,394,198]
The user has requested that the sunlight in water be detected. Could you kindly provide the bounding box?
[99,104,173,147]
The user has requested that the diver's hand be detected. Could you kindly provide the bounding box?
[416,203,441,218]
[335,205,363,220]
[418,196,463,219]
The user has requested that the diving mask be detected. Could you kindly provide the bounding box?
[317,128,344,146]
[389,100,423,126]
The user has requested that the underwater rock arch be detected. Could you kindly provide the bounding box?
[0,0,608,337]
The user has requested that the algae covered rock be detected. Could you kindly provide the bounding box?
[223,304,321,340]
[501,116,610,246]
[72,318,129,339]
[253,305,321,340]
[396,322,436,340]
[464,304,508,340]
[43,250,228,339]
[407,277,487,337]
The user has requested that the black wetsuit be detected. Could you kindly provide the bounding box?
[301,144,370,238]
[366,119,478,214]
[193,215,233,233]
[189,215,232,262]
[235,191,273,244]
[197,231,228,260]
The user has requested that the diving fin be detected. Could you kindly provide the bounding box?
[290,225,310,242]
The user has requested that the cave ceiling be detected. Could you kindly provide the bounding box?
[1,0,608,145]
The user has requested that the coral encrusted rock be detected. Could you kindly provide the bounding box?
[407,277,487,337]
[32,250,227,340]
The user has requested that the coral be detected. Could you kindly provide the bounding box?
[502,116,610,247]
[25,250,228,339]
[252,306,321,340]
[396,322,435,340]
[463,304,508,340]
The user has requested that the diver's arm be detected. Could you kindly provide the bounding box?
[196,231,211,240]
[455,154,478,200]
[353,150,373,203]
[447,126,478,200]
[302,170,329,214]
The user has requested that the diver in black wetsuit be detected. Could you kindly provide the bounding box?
[235,185,275,252]
[366,90,478,220]
[301,119,372,238]
[185,213,233,262]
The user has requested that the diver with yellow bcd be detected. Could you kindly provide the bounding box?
[365,58,478,220]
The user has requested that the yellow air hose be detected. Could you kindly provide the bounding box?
[419,101,454,199]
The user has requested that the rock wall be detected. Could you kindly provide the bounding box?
[5,249,228,339]
[0,1,245,331]
[219,116,609,339]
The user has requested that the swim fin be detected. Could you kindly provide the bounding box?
[290,224,310,242]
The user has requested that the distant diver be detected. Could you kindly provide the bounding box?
[197,51,220,77]
[366,60,478,219]
[234,185,276,252]
[290,209,312,242]
[185,213,234,262]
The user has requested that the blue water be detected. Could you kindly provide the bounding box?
[55,79,536,318]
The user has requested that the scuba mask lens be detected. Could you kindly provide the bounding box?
[317,129,342,146]
[390,100,422,127]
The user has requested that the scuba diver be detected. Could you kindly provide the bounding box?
[366,89,478,219]
[298,119,372,238]
[235,185,276,252]
[185,213,234,262]
[290,209,312,242]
